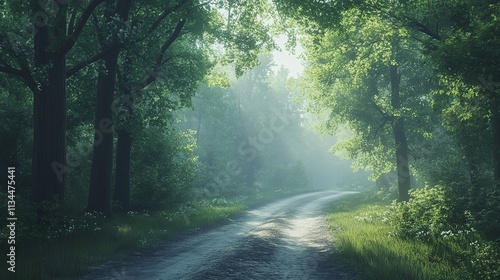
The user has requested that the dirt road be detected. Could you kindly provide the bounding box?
[74,191,360,280]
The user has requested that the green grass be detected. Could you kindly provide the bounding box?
[326,192,481,280]
[0,188,309,280]
[0,203,246,280]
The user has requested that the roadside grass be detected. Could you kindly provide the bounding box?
[326,192,477,280]
[0,188,308,280]
[0,203,245,280]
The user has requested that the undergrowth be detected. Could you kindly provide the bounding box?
[0,188,307,280]
[326,191,500,280]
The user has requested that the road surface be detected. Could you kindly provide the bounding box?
[73,191,360,280]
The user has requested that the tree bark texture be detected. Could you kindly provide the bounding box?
[390,64,411,202]
[87,0,132,214]
[31,3,68,204]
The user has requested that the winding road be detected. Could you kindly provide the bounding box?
[73,191,360,280]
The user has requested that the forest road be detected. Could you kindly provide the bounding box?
[73,191,361,280]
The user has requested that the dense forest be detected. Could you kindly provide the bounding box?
[0,0,499,279]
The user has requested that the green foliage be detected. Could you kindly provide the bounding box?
[1,0,499,277]
[389,185,468,240]
[474,189,500,240]
[327,192,500,280]
[0,79,33,189]
[327,193,460,280]
[295,6,436,185]
[387,186,500,279]
[261,160,308,191]
[179,54,320,202]
[129,127,198,211]
[0,203,245,280]
[213,0,277,76]
[467,239,500,280]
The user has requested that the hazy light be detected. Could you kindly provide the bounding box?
[271,35,304,78]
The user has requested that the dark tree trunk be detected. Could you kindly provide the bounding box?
[111,18,186,212]
[390,64,411,202]
[86,52,119,214]
[0,1,105,210]
[492,95,500,190]
[114,129,132,211]
[466,154,481,210]
[86,0,132,214]
[196,112,202,145]
[113,51,134,212]
[245,160,258,187]
[31,4,67,205]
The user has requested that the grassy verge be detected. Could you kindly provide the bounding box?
[0,204,245,280]
[0,188,308,280]
[325,192,492,280]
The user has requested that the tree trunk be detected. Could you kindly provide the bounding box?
[492,95,500,190]
[31,4,67,205]
[390,64,411,202]
[466,153,481,210]
[114,129,132,211]
[196,112,202,145]
[87,0,132,214]
[86,52,119,214]
[111,17,186,212]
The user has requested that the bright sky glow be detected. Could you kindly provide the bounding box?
[271,35,304,78]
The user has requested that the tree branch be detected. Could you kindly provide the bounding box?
[140,56,175,87]
[66,43,121,78]
[18,62,38,93]
[0,36,38,92]
[371,118,389,140]
[156,19,186,67]
[369,98,391,119]
[67,0,192,77]
[406,16,441,41]
[368,2,442,41]
[0,65,23,77]
[137,20,186,87]
[137,0,191,43]
[63,0,107,54]
[68,8,78,35]
[92,13,106,47]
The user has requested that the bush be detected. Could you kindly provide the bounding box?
[473,189,500,240]
[467,240,500,280]
[129,127,198,211]
[389,185,468,240]
[388,185,500,279]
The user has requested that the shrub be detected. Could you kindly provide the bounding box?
[388,185,500,279]
[389,185,468,240]
[129,127,198,211]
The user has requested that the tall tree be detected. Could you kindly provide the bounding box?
[86,0,132,214]
[86,0,275,213]
[389,46,410,201]
[0,0,106,207]
[393,0,500,189]
[112,22,211,211]
[298,8,434,201]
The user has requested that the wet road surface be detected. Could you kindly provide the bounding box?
[72,191,360,280]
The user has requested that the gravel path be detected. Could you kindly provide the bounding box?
[72,191,360,280]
